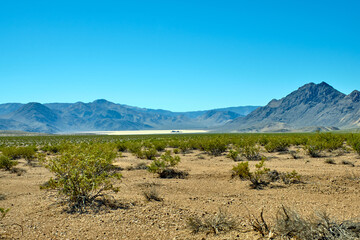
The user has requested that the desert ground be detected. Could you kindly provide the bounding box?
[1,144,360,239]
[67,130,209,135]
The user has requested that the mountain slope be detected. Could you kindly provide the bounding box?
[0,99,257,133]
[223,82,360,132]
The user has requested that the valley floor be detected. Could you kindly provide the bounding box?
[1,147,360,239]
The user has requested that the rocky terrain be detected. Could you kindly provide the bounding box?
[223,82,360,132]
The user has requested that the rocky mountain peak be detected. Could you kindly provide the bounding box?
[347,90,360,102]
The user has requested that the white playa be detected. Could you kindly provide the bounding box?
[75,130,209,135]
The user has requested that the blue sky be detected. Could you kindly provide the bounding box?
[1,0,359,111]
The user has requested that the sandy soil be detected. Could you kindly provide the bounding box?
[1,147,360,239]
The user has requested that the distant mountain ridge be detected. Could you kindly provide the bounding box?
[222,82,360,132]
[2,82,360,133]
[0,100,259,133]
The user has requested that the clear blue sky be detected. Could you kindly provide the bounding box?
[1,0,359,111]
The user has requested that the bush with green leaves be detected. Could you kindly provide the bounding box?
[304,144,323,158]
[232,161,251,179]
[249,160,271,189]
[1,146,36,161]
[227,149,240,161]
[0,208,9,221]
[240,145,262,160]
[203,139,227,156]
[0,155,18,171]
[264,138,289,152]
[348,134,360,155]
[41,143,122,212]
[142,148,158,160]
[280,170,302,184]
[147,151,183,178]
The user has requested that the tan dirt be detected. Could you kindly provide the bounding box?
[1,147,360,239]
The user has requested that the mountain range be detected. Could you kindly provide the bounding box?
[222,82,360,132]
[1,82,359,133]
[0,100,258,133]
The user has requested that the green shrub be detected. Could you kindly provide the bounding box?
[227,149,240,161]
[142,148,158,160]
[232,162,251,179]
[204,139,227,156]
[240,145,262,160]
[147,151,182,178]
[0,155,18,171]
[0,207,9,220]
[264,139,289,152]
[2,146,36,160]
[304,144,322,157]
[116,142,128,152]
[280,170,302,184]
[41,143,122,212]
[152,141,167,152]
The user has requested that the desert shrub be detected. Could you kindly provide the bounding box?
[348,134,360,155]
[275,206,360,240]
[203,139,227,156]
[0,194,5,201]
[0,155,18,171]
[128,162,148,171]
[240,145,262,160]
[341,160,355,167]
[143,186,162,201]
[264,138,289,152]
[187,209,236,235]
[1,146,36,161]
[179,142,190,154]
[40,144,61,154]
[249,160,271,189]
[248,209,271,237]
[289,150,300,159]
[147,151,183,178]
[258,136,270,146]
[173,148,180,154]
[41,143,122,212]
[159,169,188,179]
[116,142,128,152]
[142,148,158,160]
[0,208,9,221]
[128,142,142,155]
[153,141,167,152]
[232,162,251,179]
[304,144,323,158]
[280,170,302,184]
[317,133,345,151]
[227,149,240,161]
[325,159,336,164]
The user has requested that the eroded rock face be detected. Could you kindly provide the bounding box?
[224,82,360,132]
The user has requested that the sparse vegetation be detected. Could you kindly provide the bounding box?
[275,206,360,240]
[0,155,18,171]
[147,151,186,178]
[143,186,163,202]
[187,209,236,235]
[0,132,359,238]
[41,143,122,212]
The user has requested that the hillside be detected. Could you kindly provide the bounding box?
[223,82,360,132]
[0,100,258,133]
